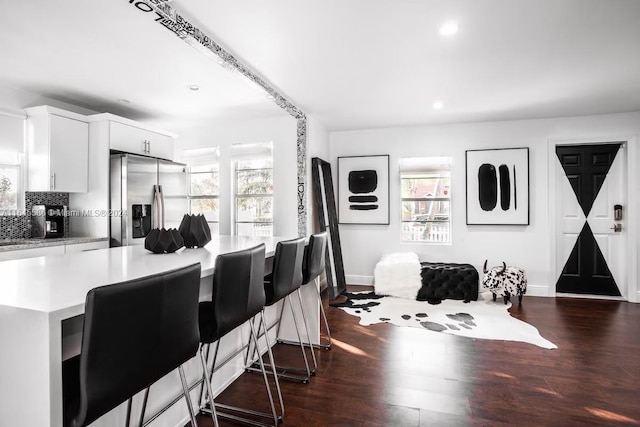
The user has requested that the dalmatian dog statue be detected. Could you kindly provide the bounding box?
[481,260,527,304]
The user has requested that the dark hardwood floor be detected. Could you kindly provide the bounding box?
[190,287,640,426]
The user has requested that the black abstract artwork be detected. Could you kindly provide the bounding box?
[478,163,517,212]
[348,170,379,210]
[478,163,498,211]
[338,155,390,224]
[499,164,511,210]
[466,148,529,225]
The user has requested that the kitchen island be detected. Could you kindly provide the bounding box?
[0,236,316,427]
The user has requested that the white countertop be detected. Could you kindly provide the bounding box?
[0,235,286,315]
[0,235,298,427]
[0,236,109,252]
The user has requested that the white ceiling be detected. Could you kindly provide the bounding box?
[1,0,639,133]
[0,0,285,130]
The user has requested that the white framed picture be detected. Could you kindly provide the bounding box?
[466,147,530,225]
[338,155,390,224]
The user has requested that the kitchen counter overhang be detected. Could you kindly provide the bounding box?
[0,235,297,427]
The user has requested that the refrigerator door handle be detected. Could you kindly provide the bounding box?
[158,185,165,228]
[152,184,165,229]
[152,185,159,229]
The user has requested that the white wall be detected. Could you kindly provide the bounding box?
[330,111,640,299]
[306,115,330,235]
[173,115,298,236]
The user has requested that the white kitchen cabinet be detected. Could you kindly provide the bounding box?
[109,121,173,160]
[25,106,89,193]
[88,113,175,160]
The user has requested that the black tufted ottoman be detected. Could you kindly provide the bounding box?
[417,262,479,303]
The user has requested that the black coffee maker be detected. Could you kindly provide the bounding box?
[32,205,66,238]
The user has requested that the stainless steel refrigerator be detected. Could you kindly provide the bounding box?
[110,153,188,247]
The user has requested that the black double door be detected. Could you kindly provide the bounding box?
[555,143,622,296]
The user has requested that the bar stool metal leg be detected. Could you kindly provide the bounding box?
[206,328,281,427]
[199,345,220,427]
[137,387,150,427]
[198,343,211,408]
[244,316,261,369]
[249,297,312,383]
[207,342,220,401]
[276,277,332,352]
[126,398,133,427]
[249,320,278,426]
[287,294,311,380]
[296,288,318,372]
[315,276,332,350]
[260,310,284,420]
[274,299,286,342]
[178,365,199,427]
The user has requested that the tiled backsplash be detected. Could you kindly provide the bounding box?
[0,192,69,239]
[0,215,30,239]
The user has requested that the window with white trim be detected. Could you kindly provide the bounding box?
[0,162,20,211]
[232,142,273,237]
[400,157,451,243]
[184,147,220,234]
[0,113,25,213]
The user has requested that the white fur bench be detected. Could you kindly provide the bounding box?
[373,252,422,299]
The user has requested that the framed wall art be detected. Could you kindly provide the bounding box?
[466,147,529,225]
[338,155,390,224]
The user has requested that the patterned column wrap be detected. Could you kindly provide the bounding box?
[134,0,308,237]
[297,118,307,237]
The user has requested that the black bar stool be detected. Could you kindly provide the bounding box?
[198,243,283,427]
[248,236,317,383]
[63,263,202,427]
[302,231,331,351]
[269,232,331,373]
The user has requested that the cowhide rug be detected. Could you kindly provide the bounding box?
[332,291,557,349]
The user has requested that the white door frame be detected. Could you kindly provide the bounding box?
[547,136,638,302]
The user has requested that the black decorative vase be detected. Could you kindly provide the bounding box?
[144,228,184,253]
[178,214,212,248]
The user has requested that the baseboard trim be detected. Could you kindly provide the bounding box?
[346,275,373,286]
[345,276,551,297]
[525,284,551,297]
[556,292,627,301]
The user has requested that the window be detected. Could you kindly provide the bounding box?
[233,142,273,237]
[184,147,220,234]
[0,114,25,213]
[400,157,451,243]
[0,163,20,211]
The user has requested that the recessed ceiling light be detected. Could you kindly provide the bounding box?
[116,98,130,104]
[439,20,459,37]
[433,101,444,110]
[187,85,200,91]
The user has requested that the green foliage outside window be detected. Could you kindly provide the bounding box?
[0,168,18,210]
